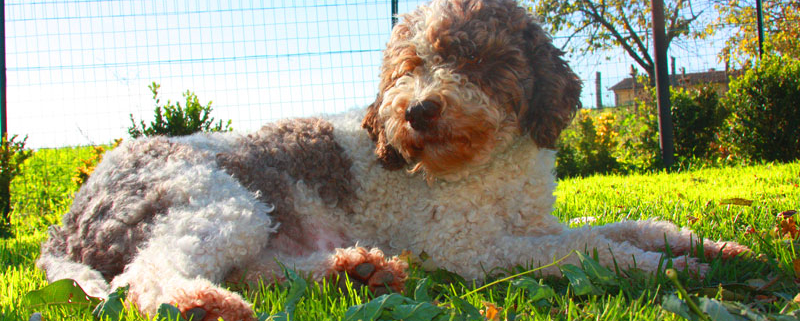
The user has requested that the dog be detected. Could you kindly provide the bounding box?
[37,0,749,320]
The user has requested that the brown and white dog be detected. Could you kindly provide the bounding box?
[37,0,748,320]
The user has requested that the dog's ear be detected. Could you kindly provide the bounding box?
[518,21,582,149]
[362,94,407,170]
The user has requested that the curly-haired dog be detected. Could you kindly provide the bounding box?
[37,0,749,320]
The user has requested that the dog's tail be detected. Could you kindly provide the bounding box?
[36,225,110,298]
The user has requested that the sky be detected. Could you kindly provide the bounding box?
[3,0,733,148]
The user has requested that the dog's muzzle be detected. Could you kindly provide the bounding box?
[404,100,441,132]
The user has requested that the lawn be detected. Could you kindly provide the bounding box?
[2,146,799,320]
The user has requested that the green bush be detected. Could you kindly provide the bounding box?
[722,55,800,162]
[670,85,728,160]
[614,104,661,172]
[128,82,233,138]
[556,110,621,177]
[0,133,31,236]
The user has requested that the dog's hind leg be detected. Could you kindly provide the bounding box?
[497,227,711,277]
[109,190,275,321]
[590,220,750,259]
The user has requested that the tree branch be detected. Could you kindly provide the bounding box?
[577,0,653,74]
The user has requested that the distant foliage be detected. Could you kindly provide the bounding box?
[0,133,32,234]
[128,82,232,138]
[556,84,733,178]
[722,55,800,162]
[72,139,122,187]
[556,110,621,177]
[670,86,728,160]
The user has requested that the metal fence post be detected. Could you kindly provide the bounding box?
[756,0,764,58]
[1,0,6,136]
[651,0,675,167]
[391,0,399,28]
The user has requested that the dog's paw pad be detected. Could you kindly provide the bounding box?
[185,307,206,321]
[330,247,408,295]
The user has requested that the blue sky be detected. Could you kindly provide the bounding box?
[4,0,731,148]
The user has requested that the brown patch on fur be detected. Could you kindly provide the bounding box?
[372,0,581,165]
[40,138,181,281]
[518,14,582,148]
[435,0,581,149]
[217,118,356,254]
[362,95,407,170]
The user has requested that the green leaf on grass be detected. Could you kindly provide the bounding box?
[157,303,185,321]
[265,268,308,321]
[282,269,308,320]
[560,264,600,296]
[449,296,483,321]
[344,293,408,321]
[92,286,128,321]
[414,278,433,302]
[510,277,556,302]
[577,252,618,287]
[389,302,443,321]
[24,279,102,309]
[698,298,743,321]
[661,294,698,321]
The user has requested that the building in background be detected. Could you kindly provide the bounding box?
[609,69,742,107]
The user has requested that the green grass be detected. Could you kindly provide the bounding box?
[2,146,799,320]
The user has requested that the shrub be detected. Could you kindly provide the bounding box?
[615,104,661,171]
[129,82,232,138]
[0,133,32,235]
[555,110,621,178]
[670,85,727,160]
[722,55,800,162]
[72,139,122,187]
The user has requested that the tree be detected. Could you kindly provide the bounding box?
[531,0,708,84]
[716,0,800,67]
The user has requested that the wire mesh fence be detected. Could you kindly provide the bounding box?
[3,0,768,208]
[4,0,750,150]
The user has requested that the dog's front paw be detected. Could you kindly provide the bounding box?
[169,281,255,321]
[329,247,408,295]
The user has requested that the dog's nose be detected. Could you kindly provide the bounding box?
[404,100,441,131]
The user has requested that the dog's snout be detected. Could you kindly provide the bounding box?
[404,100,441,131]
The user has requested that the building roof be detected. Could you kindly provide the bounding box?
[609,69,743,91]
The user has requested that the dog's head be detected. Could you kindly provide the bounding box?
[362,0,581,179]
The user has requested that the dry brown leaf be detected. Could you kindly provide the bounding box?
[755,294,778,303]
[793,259,800,278]
[794,293,800,303]
[481,302,502,321]
[779,210,798,218]
[720,198,754,206]
[776,213,800,239]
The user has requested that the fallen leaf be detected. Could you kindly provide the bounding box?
[754,295,777,303]
[687,215,699,225]
[776,214,800,239]
[793,259,800,278]
[481,302,502,321]
[719,198,753,206]
[568,216,596,225]
[778,210,798,219]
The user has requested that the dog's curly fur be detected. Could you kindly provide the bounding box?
[37,0,748,320]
